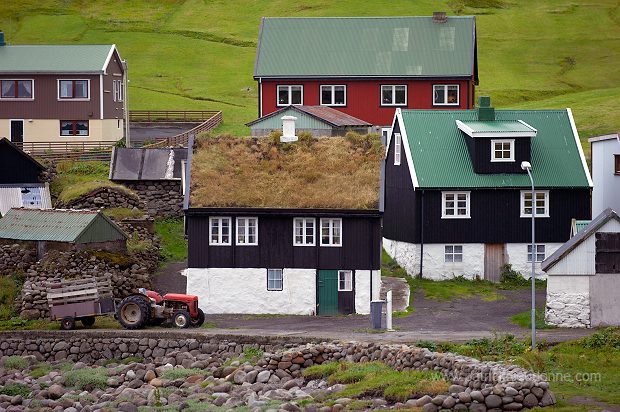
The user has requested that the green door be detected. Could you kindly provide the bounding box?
[318,270,338,316]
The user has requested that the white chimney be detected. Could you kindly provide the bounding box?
[281,116,298,143]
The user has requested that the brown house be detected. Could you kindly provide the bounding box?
[0,32,127,146]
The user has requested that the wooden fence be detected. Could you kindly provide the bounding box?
[129,110,220,122]
[144,111,222,148]
[19,141,116,163]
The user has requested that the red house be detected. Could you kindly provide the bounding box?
[253,14,478,134]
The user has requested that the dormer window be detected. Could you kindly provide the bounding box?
[491,139,515,162]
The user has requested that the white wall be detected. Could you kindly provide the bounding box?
[0,119,122,144]
[545,275,590,328]
[355,270,377,314]
[506,243,563,279]
[185,268,316,315]
[591,137,620,216]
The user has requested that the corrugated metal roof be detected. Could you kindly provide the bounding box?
[255,16,476,78]
[110,148,187,181]
[400,108,591,189]
[0,209,127,242]
[0,45,114,73]
[458,120,535,133]
[246,105,371,127]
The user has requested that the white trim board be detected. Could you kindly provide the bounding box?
[567,108,593,187]
[455,119,537,138]
[102,45,117,75]
[396,109,420,188]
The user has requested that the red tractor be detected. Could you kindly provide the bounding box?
[116,288,205,329]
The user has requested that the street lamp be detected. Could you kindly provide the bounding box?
[521,161,536,350]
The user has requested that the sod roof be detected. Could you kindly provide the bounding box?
[190,135,382,210]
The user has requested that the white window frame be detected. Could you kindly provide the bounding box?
[209,216,232,246]
[320,85,346,106]
[320,218,342,247]
[380,85,407,106]
[267,269,283,291]
[527,244,546,263]
[57,79,90,101]
[113,79,124,102]
[444,245,463,263]
[236,217,258,246]
[490,139,515,162]
[433,84,459,106]
[276,85,303,106]
[394,132,402,165]
[441,192,471,219]
[520,190,550,218]
[0,79,35,100]
[338,270,353,291]
[293,217,315,246]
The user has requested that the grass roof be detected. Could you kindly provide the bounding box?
[190,134,382,210]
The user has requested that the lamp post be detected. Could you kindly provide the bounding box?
[521,161,536,350]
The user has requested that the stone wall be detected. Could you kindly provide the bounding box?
[0,244,37,276]
[0,332,555,411]
[56,186,144,211]
[545,292,590,328]
[123,180,184,217]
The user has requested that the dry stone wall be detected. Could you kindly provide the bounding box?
[0,245,36,276]
[123,180,184,217]
[545,292,590,328]
[56,186,144,211]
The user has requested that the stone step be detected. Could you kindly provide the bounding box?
[379,277,410,312]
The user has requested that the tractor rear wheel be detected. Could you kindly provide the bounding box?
[117,295,150,329]
[60,317,75,330]
[190,308,205,327]
[173,311,191,329]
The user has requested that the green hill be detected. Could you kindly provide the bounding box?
[2,0,620,150]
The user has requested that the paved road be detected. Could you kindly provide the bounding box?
[129,122,199,145]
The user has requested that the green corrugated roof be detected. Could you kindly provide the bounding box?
[400,109,591,189]
[0,45,114,73]
[0,209,127,242]
[458,120,534,134]
[255,17,476,78]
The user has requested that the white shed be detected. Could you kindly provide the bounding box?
[543,208,620,328]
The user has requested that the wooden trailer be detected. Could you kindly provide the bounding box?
[46,277,116,330]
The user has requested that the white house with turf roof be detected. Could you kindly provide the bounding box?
[382,96,592,281]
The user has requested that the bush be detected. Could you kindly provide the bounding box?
[64,368,108,390]
[500,264,528,286]
[581,327,620,350]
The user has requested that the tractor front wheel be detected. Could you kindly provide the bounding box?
[173,311,191,329]
[60,317,75,330]
[117,295,150,329]
[190,308,205,327]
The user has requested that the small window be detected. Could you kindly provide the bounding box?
[394,133,402,165]
[113,80,124,102]
[320,218,342,247]
[615,154,620,175]
[320,85,346,106]
[236,217,258,245]
[293,218,315,246]
[60,121,89,137]
[521,191,549,218]
[491,139,515,162]
[442,192,470,219]
[381,85,407,106]
[338,270,353,291]
[527,245,546,263]
[433,85,459,106]
[267,269,283,291]
[209,217,231,245]
[277,85,303,106]
[1,80,33,99]
[58,79,89,99]
[445,245,463,263]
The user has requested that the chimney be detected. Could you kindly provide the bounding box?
[477,96,495,121]
[432,12,448,24]
[280,116,298,143]
[0,32,5,46]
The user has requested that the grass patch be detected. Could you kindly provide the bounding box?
[3,356,28,370]
[58,180,136,204]
[154,217,187,262]
[511,309,556,330]
[0,314,121,331]
[161,368,209,380]
[103,356,144,366]
[0,273,23,321]
[243,346,263,360]
[0,383,31,398]
[303,362,341,380]
[64,367,108,390]
[103,207,144,221]
[30,362,53,378]
[49,160,109,200]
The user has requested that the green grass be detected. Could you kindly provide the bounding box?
[303,361,448,402]
[511,309,556,330]
[103,207,144,221]
[49,160,110,200]
[102,356,144,366]
[2,356,28,370]
[0,383,31,398]
[161,368,208,380]
[154,217,187,262]
[0,314,121,331]
[2,0,619,146]
[30,362,53,378]
[0,273,23,321]
[64,367,109,390]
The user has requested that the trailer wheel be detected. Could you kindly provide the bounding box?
[60,317,75,330]
[81,316,96,327]
[117,295,150,329]
[190,308,205,327]
[173,311,191,329]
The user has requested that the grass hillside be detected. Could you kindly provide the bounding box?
[2,0,620,148]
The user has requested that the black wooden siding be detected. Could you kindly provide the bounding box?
[0,140,43,184]
[464,135,531,175]
[338,271,355,314]
[186,209,381,270]
[383,124,591,245]
[595,232,620,274]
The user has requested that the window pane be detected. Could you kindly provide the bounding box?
[445,254,453,263]
[60,81,72,98]
[394,86,406,104]
[1,81,14,98]
[454,254,463,263]
[321,86,331,104]
[75,80,88,98]
[291,86,302,104]
[278,87,288,105]
[382,87,392,104]
[18,81,32,98]
[60,121,74,136]
[334,86,345,104]
[76,121,88,136]
[434,86,444,104]
[447,85,458,103]
[454,245,463,253]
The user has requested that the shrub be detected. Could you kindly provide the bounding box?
[3,356,27,370]
[500,264,529,286]
[64,368,108,390]
[581,327,620,350]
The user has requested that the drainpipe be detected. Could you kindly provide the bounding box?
[122,60,130,147]
[419,190,425,278]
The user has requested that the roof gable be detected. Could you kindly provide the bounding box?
[246,105,371,127]
[254,16,477,79]
[0,45,117,73]
[397,108,592,189]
